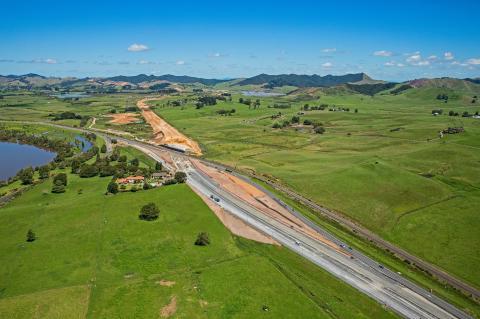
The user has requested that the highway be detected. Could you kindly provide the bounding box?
[121,139,471,319]
[4,120,473,319]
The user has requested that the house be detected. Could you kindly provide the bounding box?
[152,172,169,179]
[117,176,145,185]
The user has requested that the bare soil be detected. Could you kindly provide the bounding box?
[137,98,202,155]
[156,280,176,287]
[192,160,349,255]
[192,187,278,245]
[108,113,139,124]
[160,296,177,318]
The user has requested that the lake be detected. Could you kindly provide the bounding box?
[0,142,57,181]
[241,90,285,97]
[52,92,90,99]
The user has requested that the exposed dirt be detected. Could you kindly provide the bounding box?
[137,97,202,155]
[108,112,139,124]
[156,280,176,287]
[192,160,349,256]
[160,296,177,318]
[192,187,278,245]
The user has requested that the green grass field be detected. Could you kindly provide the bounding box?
[0,172,397,318]
[1,87,479,317]
[143,89,480,290]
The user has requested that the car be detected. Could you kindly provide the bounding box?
[378,264,384,269]
[210,195,214,199]
[214,198,220,202]
[294,240,301,246]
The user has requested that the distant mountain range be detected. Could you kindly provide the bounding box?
[0,73,479,95]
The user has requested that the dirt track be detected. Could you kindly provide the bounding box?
[108,113,139,124]
[137,98,202,155]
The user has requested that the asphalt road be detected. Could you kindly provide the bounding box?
[5,121,473,319]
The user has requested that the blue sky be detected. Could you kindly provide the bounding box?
[1,0,479,81]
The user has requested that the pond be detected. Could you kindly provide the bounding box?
[0,142,57,181]
[241,90,285,97]
[52,92,90,99]
[72,135,93,152]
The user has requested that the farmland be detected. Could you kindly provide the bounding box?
[0,170,396,318]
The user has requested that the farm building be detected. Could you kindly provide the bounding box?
[117,176,145,185]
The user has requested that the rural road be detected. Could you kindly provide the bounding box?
[4,120,474,319]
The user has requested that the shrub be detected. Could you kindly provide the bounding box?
[195,232,210,246]
[26,229,36,242]
[314,126,325,134]
[163,179,178,186]
[174,171,187,183]
[53,173,67,186]
[107,181,118,194]
[139,203,160,221]
[51,180,66,193]
[100,144,107,153]
[18,167,34,185]
[79,164,98,178]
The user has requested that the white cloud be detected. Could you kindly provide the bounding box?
[45,58,57,64]
[416,60,430,66]
[444,52,454,60]
[137,60,155,65]
[128,43,149,52]
[407,54,421,62]
[427,55,437,60]
[384,61,405,67]
[321,62,333,68]
[176,60,185,65]
[374,50,393,57]
[322,48,337,53]
[467,58,480,65]
[452,61,468,67]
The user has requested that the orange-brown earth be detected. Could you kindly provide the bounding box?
[192,160,349,256]
[137,97,202,155]
[108,112,139,124]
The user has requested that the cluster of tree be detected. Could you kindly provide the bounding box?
[238,98,261,109]
[303,104,328,111]
[472,96,477,104]
[328,106,352,112]
[346,82,396,96]
[125,106,139,112]
[216,109,236,116]
[447,110,479,117]
[390,84,413,95]
[196,96,217,108]
[436,94,449,102]
[51,173,67,193]
[272,115,325,134]
[269,103,291,109]
[161,171,187,186]
[0,127,74,159]
[50,111,83,121]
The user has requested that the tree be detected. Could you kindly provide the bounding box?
[38,165,50,179]
[118,155,127,163]
[155,161,163,171]
[53,173,67,186]
[174,171,187,183]
[130,158,139,167]
[101,144,107,153]
[195,232,210,246]
[314,126,325,134]
[107,181,118,194]
[139,203,159,221]
[291,116,300,124]
[99,165,116,177]
[143,182,152,190]
[79,164,98,178]
[51,180,66,193]
[354,108,358,113]
[18,167,34,185]
[26,229,36,242]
